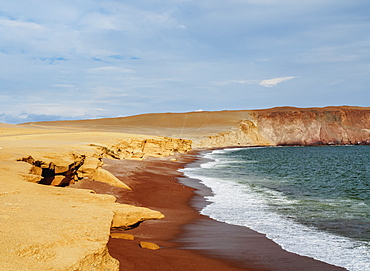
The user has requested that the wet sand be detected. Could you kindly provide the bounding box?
[74,151,347,271]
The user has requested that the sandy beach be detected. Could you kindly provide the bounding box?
[73,151,347,271]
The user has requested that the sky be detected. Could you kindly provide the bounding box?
[0,0,369,123]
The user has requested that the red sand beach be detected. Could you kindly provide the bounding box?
[3,107,369,270]
[74,151,347,271]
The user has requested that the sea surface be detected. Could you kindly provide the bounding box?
[180,145,370,271]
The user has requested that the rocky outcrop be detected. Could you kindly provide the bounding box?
[17,154,87,186]
[111,204,165,229]
[195,120,271,148]
[139,241,161,250]
[196,107,370,148]
[17,136,192,188]
[93,137,192,160]
[253,107,370,146]
[195,107,370,148]
[92,168,132,189]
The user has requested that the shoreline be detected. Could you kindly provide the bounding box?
[73,150,347,270]
[176,151,347,271]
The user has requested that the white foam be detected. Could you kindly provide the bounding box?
[181,152,370,271]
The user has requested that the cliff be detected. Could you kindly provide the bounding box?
[27,106,370,148]
[253,107,370,145]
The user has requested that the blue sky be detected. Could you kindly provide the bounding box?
[0,0,369,123]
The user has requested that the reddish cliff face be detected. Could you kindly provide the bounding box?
[253,107,370,146]
[23,106,370,147]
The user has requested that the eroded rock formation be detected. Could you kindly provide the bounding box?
[93,137,192,160]
[17,136,192,188]
[111,204,165,229]
[253,107,370,145]
[139,241,161,250]
[196,107,370,147]
[196,120,271,148]
[17,155,86,186]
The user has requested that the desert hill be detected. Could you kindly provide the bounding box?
[22,106,370,147]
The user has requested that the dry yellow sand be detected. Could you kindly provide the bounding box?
[0,124,185,270]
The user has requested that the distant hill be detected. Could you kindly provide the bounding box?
[20,106,370,148]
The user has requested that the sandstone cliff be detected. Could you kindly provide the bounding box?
[253,107,370,145]
[27,106,369,148]
[197,106,370,147]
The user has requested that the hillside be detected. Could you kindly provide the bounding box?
[22,106,370,148]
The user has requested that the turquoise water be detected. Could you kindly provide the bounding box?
[181,145,370,271]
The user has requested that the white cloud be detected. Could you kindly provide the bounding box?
[259,76,296,87]
[18,113,29,119]
[0,18,43,30]
[213,79,258,86]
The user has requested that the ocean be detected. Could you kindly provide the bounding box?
[180,145,370,271]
